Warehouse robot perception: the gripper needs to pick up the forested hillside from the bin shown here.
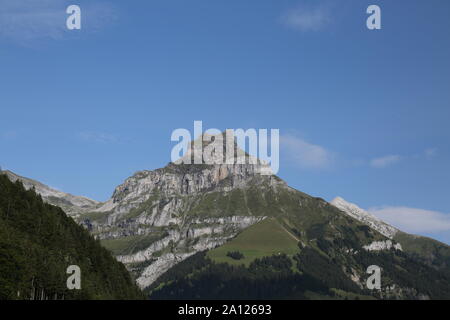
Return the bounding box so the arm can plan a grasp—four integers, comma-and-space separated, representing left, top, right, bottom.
147, 216, 450, 300
0, 173, 143, 300
148, 245, 450, 300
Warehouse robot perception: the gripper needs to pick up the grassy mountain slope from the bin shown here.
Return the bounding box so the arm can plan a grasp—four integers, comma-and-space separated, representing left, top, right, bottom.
149, 240, 450, 300
0, 173, 143, 300
207, 218, 299, 266
394, 232, 450, 268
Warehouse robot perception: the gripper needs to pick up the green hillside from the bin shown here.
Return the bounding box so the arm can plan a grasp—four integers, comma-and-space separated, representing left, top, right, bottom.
207, 218, 299, 266
0, 173, 143, 300
394, 231, 450, 268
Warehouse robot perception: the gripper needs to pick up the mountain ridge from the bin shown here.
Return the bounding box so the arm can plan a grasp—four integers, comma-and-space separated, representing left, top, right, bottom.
1, 170, 100, 217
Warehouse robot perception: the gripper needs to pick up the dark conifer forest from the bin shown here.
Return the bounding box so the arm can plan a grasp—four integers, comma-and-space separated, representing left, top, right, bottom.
0, 174, 143, 300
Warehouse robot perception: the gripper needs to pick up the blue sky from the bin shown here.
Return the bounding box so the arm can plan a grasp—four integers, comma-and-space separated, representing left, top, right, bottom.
1, 0, 450, 244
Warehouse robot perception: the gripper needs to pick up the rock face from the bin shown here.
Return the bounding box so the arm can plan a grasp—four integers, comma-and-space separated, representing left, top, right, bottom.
85, 159, 278, 288
331, 197, 399, 239
94, 161, 281, 225
1, 170, 100, 217
363, 240, 403, 252
120, 216, 264, 289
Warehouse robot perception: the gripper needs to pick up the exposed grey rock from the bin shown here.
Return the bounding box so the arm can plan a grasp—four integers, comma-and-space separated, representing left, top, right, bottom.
1, 170, 100, 217
331, 197, 399, 239
363, 240, 403, 252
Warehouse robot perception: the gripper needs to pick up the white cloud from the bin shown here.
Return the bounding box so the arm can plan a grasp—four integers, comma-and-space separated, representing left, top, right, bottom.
0, 0, 116, 44
369, 206, 450, 234
370, 148, 437, 168
282, 5, 331, 32
370, 155, 401, 168
281, 134, 333, 169
0, 0, 68, 42
78, 131, 119, 144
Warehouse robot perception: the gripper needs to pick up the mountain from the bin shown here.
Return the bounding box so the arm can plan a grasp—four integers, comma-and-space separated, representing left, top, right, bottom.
331, 197, 450, 268
67, 132, 448, 300
3, 133, 450, 299
0, 173, 143, 300
82, 161, 272, 288
1, 170, 100, 218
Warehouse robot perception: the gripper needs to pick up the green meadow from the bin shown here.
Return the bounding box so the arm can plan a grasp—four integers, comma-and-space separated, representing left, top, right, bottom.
207, 217, 300, 266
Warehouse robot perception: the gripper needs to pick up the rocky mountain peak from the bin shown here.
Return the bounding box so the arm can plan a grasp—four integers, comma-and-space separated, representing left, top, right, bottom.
176, 131, 271, 173
95, 131, 281, 214
331, 196, 398, 239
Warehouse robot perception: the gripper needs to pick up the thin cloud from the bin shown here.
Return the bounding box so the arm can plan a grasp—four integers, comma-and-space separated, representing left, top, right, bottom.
282, 4, 332, 32
0, 0, 116, 44
0, 0, 67, 42
370, 148, 437, 168
281, 134, 333, 169
370, 155, 401, 168
369, 206, 450, 234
